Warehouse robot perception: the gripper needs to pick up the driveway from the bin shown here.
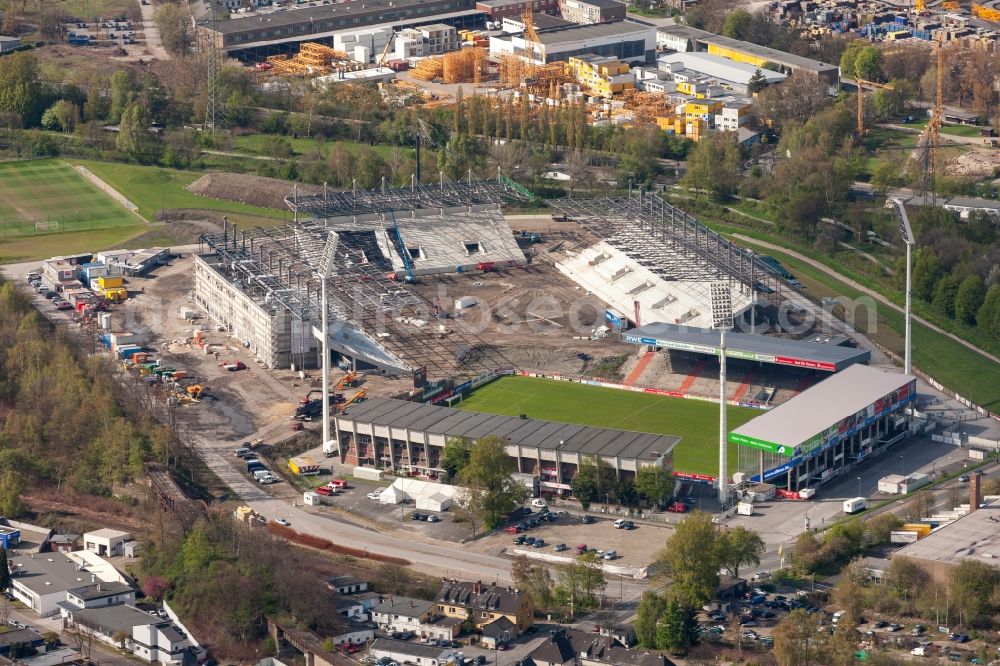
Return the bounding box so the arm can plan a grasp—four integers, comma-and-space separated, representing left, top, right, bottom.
137, 0, 170, 60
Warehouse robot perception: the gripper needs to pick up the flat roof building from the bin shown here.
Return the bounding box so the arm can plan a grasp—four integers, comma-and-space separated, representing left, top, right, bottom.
9, 551, 129, 617
559, 0, 627, 24
656, 24, 840, 86
201, 0, 483, 58
335, 394, 678, 490
489, 20, 656, 64
729, 365, 916, 490
658, 51, 786, 94
621, 323, 870, 372
893, 496, 1000, 581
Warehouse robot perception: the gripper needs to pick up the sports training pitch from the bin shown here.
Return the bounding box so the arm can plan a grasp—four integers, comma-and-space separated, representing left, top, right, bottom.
457, 376, 761, 477
0, 160, 141, 237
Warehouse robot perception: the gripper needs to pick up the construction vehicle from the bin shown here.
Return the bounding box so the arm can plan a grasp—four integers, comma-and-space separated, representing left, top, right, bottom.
337, 389, 367, 412
222, 360, 246, 371
186, 384, 207, 399
334, 371, 362, 390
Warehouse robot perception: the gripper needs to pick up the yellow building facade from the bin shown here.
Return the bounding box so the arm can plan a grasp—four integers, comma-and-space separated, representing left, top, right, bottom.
565, 55, 633, 99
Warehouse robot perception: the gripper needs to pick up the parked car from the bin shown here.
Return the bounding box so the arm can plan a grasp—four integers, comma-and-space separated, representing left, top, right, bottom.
531, 498, 547, 508
666, 502, 688, 513
603, 549, 617, 560
911, 624, 926, 636
613, 519, 628, 529
554, 543, 567, 552
426, 515, 440, 523
581, 515, 595, 524
888, 623, 902, 632
873, 621, 888, 629
410, 512, 425, 521
513, 535, 527, 545
367, 490, 383, 500
749, 595, 766, 605
273, 518, 290, 526
532, 539, 545, 548
315, 486, 334, 496
575, 544, 588, 554
504, 526, 521, 534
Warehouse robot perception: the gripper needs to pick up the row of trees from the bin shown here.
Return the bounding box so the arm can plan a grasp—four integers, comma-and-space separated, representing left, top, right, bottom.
511, 551, 606, 619
0, 280, 171, 507
629, 514, 766, 654
894, 207, 1000, 343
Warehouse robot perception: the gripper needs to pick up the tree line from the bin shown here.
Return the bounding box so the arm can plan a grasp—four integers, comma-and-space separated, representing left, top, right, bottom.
0, 280, 172, 513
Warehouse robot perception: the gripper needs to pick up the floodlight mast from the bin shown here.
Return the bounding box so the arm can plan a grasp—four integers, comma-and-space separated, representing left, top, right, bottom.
887, 198, 914, 376
320, 232, 340, 457
710, 281, 734, 507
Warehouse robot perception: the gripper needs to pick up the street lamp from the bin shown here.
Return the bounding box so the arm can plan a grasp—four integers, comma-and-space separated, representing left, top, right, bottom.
711, 281, 734, 507
320, 231, 340, 458
857, 476, 862, 498
886, 198, 915, 376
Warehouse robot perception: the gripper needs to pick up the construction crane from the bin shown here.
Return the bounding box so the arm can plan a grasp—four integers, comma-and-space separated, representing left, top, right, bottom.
521, 5, 540, 82
377, 31, 395, 68
389, 209, 416, 282
927, 40, 944, 182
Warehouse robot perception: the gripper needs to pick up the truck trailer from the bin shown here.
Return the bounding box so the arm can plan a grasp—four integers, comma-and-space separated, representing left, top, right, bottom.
843, 497, 869, 514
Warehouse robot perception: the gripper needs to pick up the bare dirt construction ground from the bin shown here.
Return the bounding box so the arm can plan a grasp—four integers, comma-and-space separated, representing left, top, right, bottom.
187, 173, 323, 209
946, 147, 1000, 179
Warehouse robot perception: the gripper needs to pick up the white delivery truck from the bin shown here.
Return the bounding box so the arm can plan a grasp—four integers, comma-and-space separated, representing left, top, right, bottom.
843, 497, 868, 514
737, 501, 755, 516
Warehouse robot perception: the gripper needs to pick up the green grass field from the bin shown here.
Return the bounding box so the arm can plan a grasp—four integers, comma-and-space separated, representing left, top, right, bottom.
457, 376, 760, 477
0, 159, 142, 236
739, 242, 1000, 411
73, 160, 288, 226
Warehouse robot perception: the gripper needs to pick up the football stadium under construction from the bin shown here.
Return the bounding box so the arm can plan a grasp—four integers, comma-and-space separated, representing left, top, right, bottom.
192, 176, 788, 387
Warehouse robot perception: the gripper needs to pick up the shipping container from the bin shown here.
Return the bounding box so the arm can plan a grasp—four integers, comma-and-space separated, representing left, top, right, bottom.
289, 455, 321, 476
843, 497, 868, 514
353, 466, 385, 481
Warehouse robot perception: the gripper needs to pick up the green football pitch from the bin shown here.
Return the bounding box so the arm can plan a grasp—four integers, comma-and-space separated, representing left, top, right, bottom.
0, 159, 142, 237
456, 376, 761, 477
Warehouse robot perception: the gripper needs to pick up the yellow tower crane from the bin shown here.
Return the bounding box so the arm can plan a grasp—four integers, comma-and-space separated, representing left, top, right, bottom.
521, 5, 540, 83
928, 40, 944, 180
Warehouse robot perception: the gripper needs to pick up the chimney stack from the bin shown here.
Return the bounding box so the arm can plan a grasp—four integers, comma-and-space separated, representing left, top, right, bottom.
474, 581, 481, 594
970, 471, 983, 510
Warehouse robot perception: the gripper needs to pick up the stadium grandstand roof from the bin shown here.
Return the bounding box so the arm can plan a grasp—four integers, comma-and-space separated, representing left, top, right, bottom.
729, 365, 915, 452
198, 204, 523, 378
559, 242, 753, 330
285, 174, 534, 217
621, 323, 871, 371
339, 396, 681, 460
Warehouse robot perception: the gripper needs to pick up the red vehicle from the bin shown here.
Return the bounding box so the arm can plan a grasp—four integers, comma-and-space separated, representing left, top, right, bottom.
340, 643, 360, 654
503, 526, 521, 534
315, 486, 334, 496
223, 360, 246, 371
575, 544, 588, 555
328, 479, 348, 489
666, 502, 688, 513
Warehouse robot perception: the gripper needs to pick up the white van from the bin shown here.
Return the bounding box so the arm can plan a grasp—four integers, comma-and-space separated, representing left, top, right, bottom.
531, 498, 547, 509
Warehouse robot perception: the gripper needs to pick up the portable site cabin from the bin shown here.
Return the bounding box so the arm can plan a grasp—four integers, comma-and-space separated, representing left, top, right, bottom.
289, 455, 321, 476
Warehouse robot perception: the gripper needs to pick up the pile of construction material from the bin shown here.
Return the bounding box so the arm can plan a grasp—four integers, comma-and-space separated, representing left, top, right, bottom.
411, 47, 488, 83
266, 42, 354, 76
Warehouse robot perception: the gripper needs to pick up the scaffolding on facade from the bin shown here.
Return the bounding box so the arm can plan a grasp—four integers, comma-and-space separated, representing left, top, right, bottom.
284, 172, 533, 218
547, 192, 782, 305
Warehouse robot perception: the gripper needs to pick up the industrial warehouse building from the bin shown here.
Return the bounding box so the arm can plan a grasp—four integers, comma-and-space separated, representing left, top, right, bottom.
656, 24, 840, 86
729, 365, 916, 491
200, 0, 483, 59
489, 20, 657, 65
334, 396, 678, 490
